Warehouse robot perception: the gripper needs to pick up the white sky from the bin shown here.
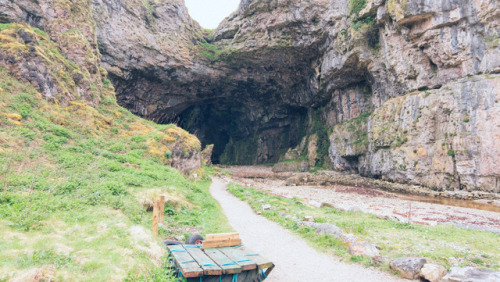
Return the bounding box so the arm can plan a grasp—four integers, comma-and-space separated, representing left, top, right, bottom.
185, 0, 241, 29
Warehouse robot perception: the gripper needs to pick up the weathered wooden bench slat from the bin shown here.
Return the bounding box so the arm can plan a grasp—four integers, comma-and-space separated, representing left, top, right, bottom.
202, 232, 242, 248
235, 245, 274, 270
218, 246, 257, 271
205, 232, 239, 241
203, 248, 242, 274
167, 245, 203, 278
184, 245, 223, 276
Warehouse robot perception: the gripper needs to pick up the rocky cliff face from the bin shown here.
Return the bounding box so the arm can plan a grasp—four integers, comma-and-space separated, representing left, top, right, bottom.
320, 0, 500, 193
95, 0, 499, 192
2, 0, 499, 192
91, 0, 330, 164
0, 0, 203, 172
0, 0, 108, 105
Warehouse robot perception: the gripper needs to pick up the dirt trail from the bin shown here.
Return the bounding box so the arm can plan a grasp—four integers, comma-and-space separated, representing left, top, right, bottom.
210, 177, 405, 282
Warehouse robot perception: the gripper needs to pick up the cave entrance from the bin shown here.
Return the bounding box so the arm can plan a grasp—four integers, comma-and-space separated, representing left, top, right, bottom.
178, 100, 244, 164
343, 155, 360, 173
177, 99, 308, 165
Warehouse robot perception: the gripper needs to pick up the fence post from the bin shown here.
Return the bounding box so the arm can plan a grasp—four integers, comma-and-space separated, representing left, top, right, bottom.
159, 195, 165, 224
153, 200, 159, 236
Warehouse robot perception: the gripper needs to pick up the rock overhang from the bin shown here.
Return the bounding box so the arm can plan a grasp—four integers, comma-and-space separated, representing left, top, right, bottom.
92, 0, 500, 191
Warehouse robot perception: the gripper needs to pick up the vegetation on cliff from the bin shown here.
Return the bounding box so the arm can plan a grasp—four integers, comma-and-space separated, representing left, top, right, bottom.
0, 24, 230, 280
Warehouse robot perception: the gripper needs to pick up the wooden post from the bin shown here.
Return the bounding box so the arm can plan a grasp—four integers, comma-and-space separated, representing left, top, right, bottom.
159, 195, 165, 224
153, 200, 159, 236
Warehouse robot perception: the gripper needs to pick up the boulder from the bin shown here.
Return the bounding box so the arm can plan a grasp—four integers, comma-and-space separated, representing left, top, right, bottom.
389, 257, 427, 279
300, 222, 358, 243
201, 144, 214, 166
285, 177, 299, 186
340, 233, 358, 243
348, 206, 362, 212
442, 267, 500, 282
308, 200, 322, 208
307, 134, 318, 166
272, 160, 310, 173
419, 263, 447, 282
348, 241, 380, 257
320, 202, 334, 208
301, 222, 343, 237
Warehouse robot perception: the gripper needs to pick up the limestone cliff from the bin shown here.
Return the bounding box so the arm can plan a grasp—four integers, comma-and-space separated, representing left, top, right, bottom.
2, 0, 499, 193
97, 0, 499, 192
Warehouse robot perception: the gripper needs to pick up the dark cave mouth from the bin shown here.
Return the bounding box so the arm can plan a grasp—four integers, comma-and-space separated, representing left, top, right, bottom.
176, 99, 309, 165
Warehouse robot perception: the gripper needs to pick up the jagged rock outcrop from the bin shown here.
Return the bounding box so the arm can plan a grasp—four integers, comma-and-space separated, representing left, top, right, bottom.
2, 0, 499, 192
0, 0, 203, 172
0, 0, 107, 105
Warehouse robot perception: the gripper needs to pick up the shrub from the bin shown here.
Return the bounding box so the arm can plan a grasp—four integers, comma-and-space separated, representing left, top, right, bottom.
447, 149, 455, 158
350, 0, 367, 16
165, 150, 172, 158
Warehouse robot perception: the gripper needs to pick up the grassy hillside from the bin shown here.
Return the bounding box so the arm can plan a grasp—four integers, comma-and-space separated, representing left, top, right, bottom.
0, 24, 231, 281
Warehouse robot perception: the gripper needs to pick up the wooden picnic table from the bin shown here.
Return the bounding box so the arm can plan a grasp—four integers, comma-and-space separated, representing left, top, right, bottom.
167, 244, 274, 282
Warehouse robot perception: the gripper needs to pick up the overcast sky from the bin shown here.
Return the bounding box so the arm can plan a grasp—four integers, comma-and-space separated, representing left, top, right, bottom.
185, 0, 241, 29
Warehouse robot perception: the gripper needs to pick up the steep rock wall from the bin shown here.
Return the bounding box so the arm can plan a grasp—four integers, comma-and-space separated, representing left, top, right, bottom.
330, 74, 499, 192
91, 0, 498, 192
3, 0, 497, 192
321, 0, 500, 192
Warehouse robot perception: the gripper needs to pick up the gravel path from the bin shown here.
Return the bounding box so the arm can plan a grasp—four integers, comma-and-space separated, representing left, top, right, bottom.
210, 177, 405, 282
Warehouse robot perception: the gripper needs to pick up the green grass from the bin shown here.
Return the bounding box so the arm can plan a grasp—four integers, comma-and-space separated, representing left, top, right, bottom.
447, 149, 455, 158
0, 66, 231, 280
349, 0, 367, 16
0, 23, 12, 32
351, 17, 375, 31
227, 183, 500, 273
196, 41, 234, 61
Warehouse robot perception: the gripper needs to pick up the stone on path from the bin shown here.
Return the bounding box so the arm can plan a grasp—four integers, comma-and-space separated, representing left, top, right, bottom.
308, 200, 322, 208
389, 257, 427, 279
442, 267, 500, 282
300, 222, 345, 239
419, 263, 447, 282
348, 241, 380, 257
301, 222, 360, 244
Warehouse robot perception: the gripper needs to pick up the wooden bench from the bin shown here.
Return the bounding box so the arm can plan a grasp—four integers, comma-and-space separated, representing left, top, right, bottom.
167, 244, 274, 282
